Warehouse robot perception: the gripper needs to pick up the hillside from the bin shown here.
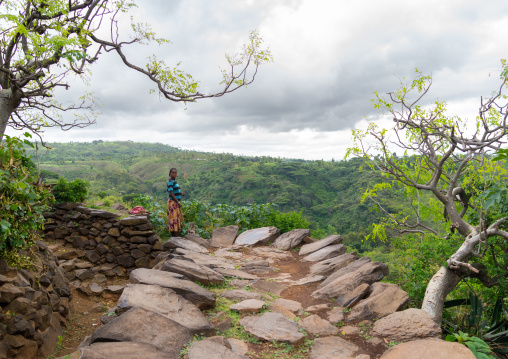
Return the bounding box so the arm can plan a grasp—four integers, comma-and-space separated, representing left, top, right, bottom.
27, 141, 402, 250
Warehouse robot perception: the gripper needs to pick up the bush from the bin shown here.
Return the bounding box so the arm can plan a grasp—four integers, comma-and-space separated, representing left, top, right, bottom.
0, 134, 52, 257
52, 177, 89, 203
262, 210, 310, 234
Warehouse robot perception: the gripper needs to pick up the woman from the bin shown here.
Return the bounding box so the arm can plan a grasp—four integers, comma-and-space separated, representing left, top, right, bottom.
167, 168, 185, 236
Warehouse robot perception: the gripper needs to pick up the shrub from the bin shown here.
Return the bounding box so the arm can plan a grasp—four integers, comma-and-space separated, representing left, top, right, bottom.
0, 134, 52, 259
52, 177, 89, 203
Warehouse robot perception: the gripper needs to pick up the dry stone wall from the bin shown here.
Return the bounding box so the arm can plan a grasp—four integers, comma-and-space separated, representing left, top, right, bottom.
42, 203, 165, 275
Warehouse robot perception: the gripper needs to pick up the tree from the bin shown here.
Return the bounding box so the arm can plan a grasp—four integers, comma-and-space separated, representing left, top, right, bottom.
0, 0, 272, 142
347, 61, 508, 324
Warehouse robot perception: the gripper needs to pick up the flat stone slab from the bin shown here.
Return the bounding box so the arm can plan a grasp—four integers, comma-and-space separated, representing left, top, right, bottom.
309, 253, 358, 277
272, 229, 310, 250
182, 252, 236, 269
290, 275, 325, 286
73, 342, 173, 359
271, 298, 303, 314
234, 227, 280, 246
250, 247, 294, 261
214, 268, 259, 280
371, 308, 442, 341
164, 237, 208, 253
319, 257, 371, 288
240, 312, 305, 344
299, 235, 342, 256
210, 225, 239, 248
129, 268, 216, 309
302, 244, 347, 262
309, 336, 359, 359
89, 307, 193, 357
380, 338, 476, 359
185, 233, 211, 249
221, 289, 262, 301
327, 307, 345, 324
251, 280, 287, 296
230, 299, 265, 314
117, 284, 214, 335
188, 338, 249, 359
161, 258, 224, 285
347, 282, 409, 322
306, 304, 332, 313
299, 315, 340, 336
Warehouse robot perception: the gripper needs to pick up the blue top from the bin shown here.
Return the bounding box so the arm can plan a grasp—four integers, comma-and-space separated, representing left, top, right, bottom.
167, 180, 182, 200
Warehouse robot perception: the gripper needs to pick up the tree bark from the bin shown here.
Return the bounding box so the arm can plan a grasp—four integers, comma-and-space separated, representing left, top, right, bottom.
421, 266, 462, 324
0, 89, 14, 142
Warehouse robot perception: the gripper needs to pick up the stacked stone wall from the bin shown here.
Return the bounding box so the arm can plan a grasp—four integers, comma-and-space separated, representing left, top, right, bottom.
0, 242, 72, 358
42, 203, 165, 275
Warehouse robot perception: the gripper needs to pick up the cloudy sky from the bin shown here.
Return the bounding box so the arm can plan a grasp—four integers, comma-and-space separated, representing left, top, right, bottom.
9, 0, 508, 160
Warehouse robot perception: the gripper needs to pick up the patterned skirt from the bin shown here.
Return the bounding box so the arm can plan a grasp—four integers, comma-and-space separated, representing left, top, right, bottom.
167, 199, 184, 232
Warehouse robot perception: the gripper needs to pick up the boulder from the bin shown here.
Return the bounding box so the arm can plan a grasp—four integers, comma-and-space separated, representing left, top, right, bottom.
239, 261, 277, 275
312, 261, 388, 300
371, 308, 441, 341
250, 247, 294, 261
299, 235, 342, 256
234, 227, 280, 246
298, 315, 340, 336
309, 253, 358, 277
240, 312, 305, 344
210, 226, 239, 248
302, 244, 347, 262
290, 275, 325, 286
89, 307, 193, 357
129, 268, 216, 309
73, 342, 173, 359
117, 284, 214, 335
164, 237, 208, 253
338, 282, 370, 308
161, 258, 224, 285
214, 268, 259, 280
309, 336, 359, 359
188, 338, 249, 359
380, 338, 476, 359
272, 229, 310, 250
230, 299, 265, 314
319, 256, 372, 288
182, 252, 236, 269
346, 282, 409, 322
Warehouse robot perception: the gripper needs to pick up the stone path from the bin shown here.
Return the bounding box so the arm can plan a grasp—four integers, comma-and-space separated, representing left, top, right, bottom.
60, 227, 472, 359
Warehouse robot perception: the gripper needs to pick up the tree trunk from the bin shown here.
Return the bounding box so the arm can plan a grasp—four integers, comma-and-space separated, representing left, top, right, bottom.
0, 89, 14, 142
421, 265, 462, 324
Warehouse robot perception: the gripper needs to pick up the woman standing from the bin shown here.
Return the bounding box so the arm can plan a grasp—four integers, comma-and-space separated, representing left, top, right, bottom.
167, 168, 184, 237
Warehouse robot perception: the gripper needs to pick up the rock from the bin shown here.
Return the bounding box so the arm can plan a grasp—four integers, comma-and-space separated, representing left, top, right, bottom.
299, 315, 340, 336
327, 307, 345, 324
347, 282, 409, 322
228, 338, 249, 356
75, 269, 94, 281
299, 235, 342, 256
89, 307, 193, 357
89, 283, 103, 295
250, 247, 294, 261
119, 216, 148, 226
240, 312, 304, 344
234, 227, 280, 246
210, 225, 240, 248
184, 233, 211, 249
221, 290, 262, 301
309, 336, 359, 359
55, 248, 83, 260
187, 339, 249, 359
309, 253, 358, 277
272, 229, 310, 250
338, 283, 370, 308
230, 299, 265, 314
303, 236, 319, 244
104, 285, 124, 295
312, 261, 388, 300
182, 252, 236, 269
306, 304, 332, 313
340, 326, 360, 335
129, 268, 216, 309
239, 261, 277, 275
117, 284, 214, 335
164, 237, 208, 253
271, 298, 303, 314
380, 338, 476, 359
214, 268, 259, 280
319, 257, 372, 288
0, 283, 23, 304
371, 308, 441, 341
290, 275, 325, 286
251, 280, 287, 296
161, 258, 224, 285
302, 244, 347, 262
76, 340, 174, 358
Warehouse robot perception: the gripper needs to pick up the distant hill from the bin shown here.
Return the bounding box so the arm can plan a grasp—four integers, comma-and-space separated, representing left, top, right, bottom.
27, 141, 401, 250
